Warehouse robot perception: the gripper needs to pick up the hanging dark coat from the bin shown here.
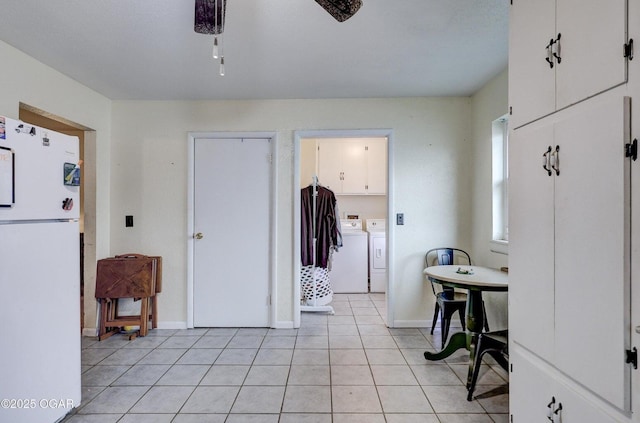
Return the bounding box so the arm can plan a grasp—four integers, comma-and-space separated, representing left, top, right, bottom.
301, 185, 341, 268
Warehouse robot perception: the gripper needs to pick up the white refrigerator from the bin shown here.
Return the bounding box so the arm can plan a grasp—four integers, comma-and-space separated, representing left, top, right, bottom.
0, 116, 82, 423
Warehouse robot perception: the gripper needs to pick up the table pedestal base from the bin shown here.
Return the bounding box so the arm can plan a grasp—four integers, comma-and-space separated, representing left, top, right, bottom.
424, 332, 468, 361
425, 290, 487, 391
424, 331, 479, 390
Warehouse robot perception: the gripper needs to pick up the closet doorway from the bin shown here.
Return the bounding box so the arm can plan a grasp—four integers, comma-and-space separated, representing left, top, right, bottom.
294, 129, 394, 327
188, 135, 275, 327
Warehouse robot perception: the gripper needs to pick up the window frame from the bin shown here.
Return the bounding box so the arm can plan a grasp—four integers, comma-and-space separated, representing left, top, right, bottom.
491, 114, 509, 255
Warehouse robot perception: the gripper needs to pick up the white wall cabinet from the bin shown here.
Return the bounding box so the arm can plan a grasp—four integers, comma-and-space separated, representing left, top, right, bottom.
317, 138, 387, 195
509, 94, 632, 417
509, 0, 628, 128
364, 139, 387, 195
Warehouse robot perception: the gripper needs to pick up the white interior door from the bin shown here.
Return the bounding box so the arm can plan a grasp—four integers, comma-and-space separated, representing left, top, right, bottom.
193, 137, 272, 327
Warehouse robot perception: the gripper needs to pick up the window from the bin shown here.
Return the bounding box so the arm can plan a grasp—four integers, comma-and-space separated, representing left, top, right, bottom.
491, 115, 508, 254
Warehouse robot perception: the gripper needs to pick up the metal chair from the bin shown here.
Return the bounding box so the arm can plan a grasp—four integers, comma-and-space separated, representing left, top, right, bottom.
467, 329, 509, 401
425, 248, 488, 349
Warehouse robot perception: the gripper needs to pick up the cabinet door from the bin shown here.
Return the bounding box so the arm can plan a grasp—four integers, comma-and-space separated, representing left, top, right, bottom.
511, 348, 617, 423
510, 349, 558, 422
632, 89, 640, 422
341, 140, 368, 194
366, 139, 387, 194
509, 0, 556, 128
554, 379, 619, 423
556, 0, 627, 111
508, 121, 556, 361
553, 96, 631, 410
317, 140, 344, 193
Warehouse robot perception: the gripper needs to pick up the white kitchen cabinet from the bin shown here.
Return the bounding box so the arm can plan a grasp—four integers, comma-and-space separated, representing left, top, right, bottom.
317, 138, 387, 195
365, 139, 387, 194
509, 94, 632, 415
509, 0, 628, 128
510, 349, 620, 423
318, 139, 366, 194
508, 118, 555, 363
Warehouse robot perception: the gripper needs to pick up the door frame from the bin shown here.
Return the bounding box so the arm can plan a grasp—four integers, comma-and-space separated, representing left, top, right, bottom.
293, 129, 395, 328
187, 131, 278, 328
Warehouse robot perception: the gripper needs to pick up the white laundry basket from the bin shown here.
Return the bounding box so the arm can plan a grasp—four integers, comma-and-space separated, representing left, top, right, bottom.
300, 265, 333, 306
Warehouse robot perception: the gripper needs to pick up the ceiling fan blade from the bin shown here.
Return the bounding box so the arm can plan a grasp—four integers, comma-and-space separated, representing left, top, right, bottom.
315, 0, 363, 22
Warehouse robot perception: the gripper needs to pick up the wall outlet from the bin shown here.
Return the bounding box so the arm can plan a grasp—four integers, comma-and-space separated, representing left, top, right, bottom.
396, 213, 404, 225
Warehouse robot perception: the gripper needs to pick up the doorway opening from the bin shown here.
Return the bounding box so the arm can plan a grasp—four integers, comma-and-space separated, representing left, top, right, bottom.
294, 129, 394, 328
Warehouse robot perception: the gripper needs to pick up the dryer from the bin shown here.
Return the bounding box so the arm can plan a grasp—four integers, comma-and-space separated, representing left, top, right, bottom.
330, 219, 369, 293
366, 219, 387, 293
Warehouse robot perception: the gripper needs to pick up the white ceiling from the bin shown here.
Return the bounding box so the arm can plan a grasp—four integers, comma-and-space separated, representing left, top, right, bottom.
0, 0, 508, 101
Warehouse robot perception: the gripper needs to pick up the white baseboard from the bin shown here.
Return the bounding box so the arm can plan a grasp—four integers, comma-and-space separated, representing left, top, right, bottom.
390, 320, 430, 328
82, 322, 187, 336
82, 328, 98, 337
272, 321, 294, 329
157, 321, 188, 330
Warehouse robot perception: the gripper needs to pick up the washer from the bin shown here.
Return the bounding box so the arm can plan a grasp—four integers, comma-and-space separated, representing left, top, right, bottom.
366, 219, 387, 293
330, 219, 368, 293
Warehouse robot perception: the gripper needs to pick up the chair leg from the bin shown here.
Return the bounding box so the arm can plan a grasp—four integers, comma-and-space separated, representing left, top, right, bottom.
467, 346, 486, 401
482, 301, 490, 332
431, 303, 440, 335
466, 332, 509, 401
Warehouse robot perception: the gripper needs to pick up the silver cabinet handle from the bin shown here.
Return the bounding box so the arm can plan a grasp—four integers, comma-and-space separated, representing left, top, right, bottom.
546, 39, 555, 68
553, 33, 562, 64
550, 145, 560, 176
543, 146, 552, 176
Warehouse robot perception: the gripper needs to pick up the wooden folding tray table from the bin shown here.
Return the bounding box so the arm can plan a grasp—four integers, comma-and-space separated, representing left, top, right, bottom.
95, 254, 162, 340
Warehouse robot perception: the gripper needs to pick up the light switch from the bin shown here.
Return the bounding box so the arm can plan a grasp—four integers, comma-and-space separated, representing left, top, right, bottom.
125, 215, 134, 227
396, 213, 404, 225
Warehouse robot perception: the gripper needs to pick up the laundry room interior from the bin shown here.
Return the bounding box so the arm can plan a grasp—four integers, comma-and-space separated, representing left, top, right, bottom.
300, 136, 389, 301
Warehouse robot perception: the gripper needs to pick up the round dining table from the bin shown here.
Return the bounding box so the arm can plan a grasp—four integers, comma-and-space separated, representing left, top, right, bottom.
423, 265, 508, 387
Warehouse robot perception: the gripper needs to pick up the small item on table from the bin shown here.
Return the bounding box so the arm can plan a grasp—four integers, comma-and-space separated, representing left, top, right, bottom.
456, 267, 473, 275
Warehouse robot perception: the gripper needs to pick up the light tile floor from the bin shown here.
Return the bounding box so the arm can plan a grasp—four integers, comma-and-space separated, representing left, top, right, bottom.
63, 293, 508, 423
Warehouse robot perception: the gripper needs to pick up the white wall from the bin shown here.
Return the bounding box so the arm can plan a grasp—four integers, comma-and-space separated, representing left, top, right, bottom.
0, 41, 112, 333
0, 37, 507, 330
0, 37, 515, 413
111, 97, 473, 328
470, 68, 509, 329
300, 138, 317, 189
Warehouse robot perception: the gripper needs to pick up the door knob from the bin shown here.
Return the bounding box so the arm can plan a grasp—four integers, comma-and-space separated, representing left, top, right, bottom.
195, 232, 204, 240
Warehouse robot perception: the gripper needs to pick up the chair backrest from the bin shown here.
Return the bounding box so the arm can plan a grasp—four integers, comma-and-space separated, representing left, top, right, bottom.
425, 248, 472, 294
